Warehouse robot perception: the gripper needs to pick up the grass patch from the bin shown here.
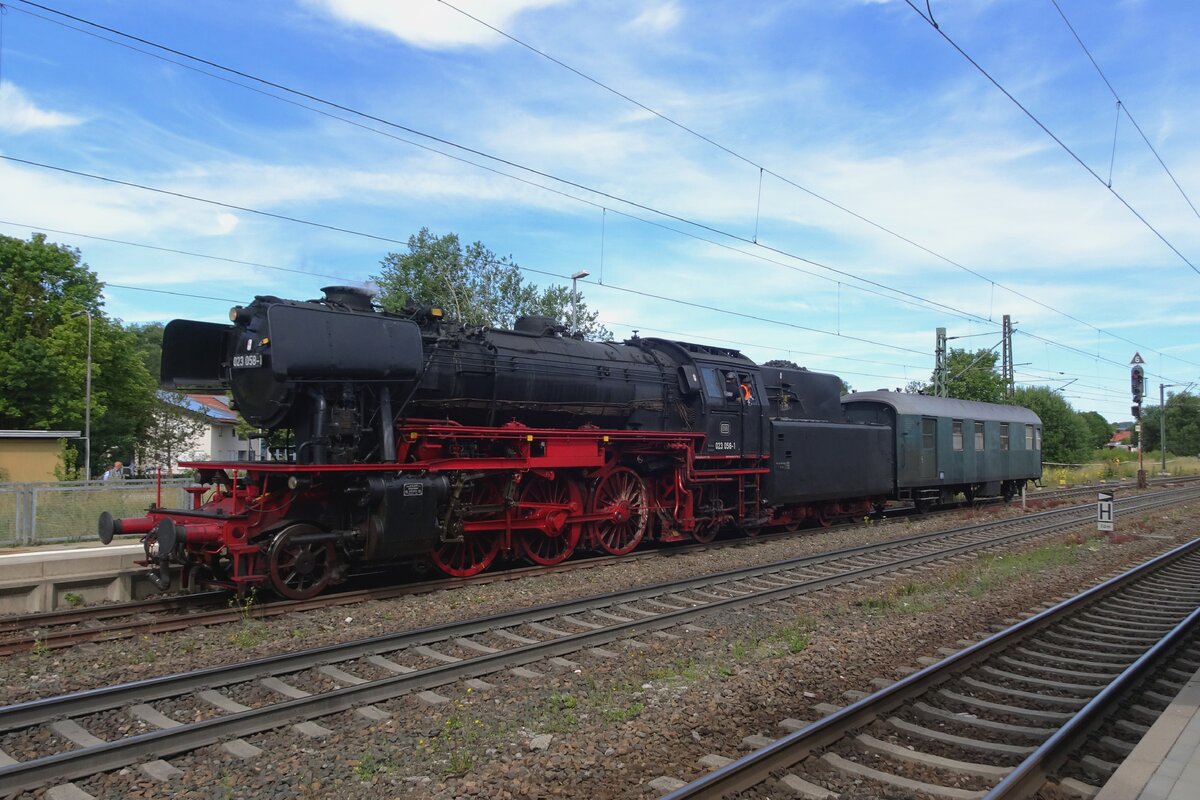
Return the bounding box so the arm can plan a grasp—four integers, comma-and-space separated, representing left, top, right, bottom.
531, 691, 581, 733
1047, 453, 1199, 486
646, 657, 707, 684
226, 590, 270, 648
959, 539, 1088, 597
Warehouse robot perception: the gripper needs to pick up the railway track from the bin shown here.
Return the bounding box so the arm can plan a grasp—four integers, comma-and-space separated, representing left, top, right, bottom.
0, 480, 1168, 655
0, 486, 1195, 796
661, 530, 1200, 799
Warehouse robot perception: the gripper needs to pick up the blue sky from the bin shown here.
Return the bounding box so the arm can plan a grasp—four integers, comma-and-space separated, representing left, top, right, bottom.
1, 0, 1198, 422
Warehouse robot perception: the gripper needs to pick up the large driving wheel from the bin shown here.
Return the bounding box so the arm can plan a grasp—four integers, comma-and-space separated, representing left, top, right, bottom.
267, 524, 336, 600
589, 467, 649, 556
516, 475, 582, 566
431, 480, 503, 578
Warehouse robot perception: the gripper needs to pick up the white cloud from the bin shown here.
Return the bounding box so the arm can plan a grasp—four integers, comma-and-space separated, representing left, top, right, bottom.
0, 82, 82, 134
305, 0, 566, 49
624, 2, 682, 34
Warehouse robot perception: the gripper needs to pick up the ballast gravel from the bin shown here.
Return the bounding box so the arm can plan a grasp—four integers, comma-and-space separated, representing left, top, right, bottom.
5, 488, 1198, 800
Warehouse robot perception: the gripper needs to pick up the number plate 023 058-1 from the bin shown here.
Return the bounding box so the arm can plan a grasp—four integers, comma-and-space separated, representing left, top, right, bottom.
232, 354, 263, 368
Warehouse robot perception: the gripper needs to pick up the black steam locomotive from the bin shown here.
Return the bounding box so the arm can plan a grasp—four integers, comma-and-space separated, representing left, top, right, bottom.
99, 286, 1042, 598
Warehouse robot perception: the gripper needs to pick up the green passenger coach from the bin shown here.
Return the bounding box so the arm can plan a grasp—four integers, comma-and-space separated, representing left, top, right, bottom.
842, 391, 1043, 509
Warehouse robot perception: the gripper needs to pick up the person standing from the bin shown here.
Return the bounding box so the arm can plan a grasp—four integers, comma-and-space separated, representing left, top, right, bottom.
102, 461, 125, 481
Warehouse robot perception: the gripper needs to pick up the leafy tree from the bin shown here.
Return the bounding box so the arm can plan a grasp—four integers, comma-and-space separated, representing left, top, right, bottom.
128, 322, 165, 384
1140, 391, 1200, 458
1012, 386, 1091, 464
0, 233, 156, 478
1078, 411, 1114, 450
943, 348, 1008, 403
373, 228, 610, 339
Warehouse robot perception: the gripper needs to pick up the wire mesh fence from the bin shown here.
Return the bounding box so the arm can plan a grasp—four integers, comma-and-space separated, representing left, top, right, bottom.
0, 479, 193, 547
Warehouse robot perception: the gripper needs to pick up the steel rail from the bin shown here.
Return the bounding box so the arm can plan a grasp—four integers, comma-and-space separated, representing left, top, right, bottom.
2, 487, 1180, 730
984, 603, 1200, 797
0, 488, 1193, 794
659, 535, 1200, 799
0, 478, 1169, 650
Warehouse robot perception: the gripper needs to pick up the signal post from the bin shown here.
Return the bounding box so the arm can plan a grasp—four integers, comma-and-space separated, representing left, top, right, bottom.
1131, 353, 1146, 488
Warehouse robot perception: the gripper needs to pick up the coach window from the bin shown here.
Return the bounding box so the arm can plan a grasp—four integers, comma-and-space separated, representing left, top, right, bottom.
974, 421, 984, 450
1026, 424, 1035, 450
1000, 423, 1010, 451
952, 420, 963, 451
1035, 427, 1042, 450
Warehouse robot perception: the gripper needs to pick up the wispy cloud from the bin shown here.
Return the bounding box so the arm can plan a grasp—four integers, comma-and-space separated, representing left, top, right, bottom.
624, 2, 683, 34
304, 0, 567, 49
0, 82, 83, 134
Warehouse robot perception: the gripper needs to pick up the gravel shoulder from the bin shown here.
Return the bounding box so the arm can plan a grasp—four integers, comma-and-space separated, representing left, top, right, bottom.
7, 493, 1197, 800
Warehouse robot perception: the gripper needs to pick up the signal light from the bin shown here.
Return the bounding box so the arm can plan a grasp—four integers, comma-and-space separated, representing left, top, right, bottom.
1131, 365, 1144, 403
1132, 405, 1140, 419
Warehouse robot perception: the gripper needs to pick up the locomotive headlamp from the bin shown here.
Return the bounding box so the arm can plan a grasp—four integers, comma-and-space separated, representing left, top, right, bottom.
431, 308, 444, 318
229, 306, 242, 322
287, 475, 312, 491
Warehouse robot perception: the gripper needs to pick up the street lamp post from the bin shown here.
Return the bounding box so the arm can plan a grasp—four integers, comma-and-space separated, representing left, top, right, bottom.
1160, 383, 1174, 474
71, 310, 93, 481
570, 270, 590, 334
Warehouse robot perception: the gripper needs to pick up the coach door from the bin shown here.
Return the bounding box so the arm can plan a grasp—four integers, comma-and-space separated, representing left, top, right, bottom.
918, 416, 937, 482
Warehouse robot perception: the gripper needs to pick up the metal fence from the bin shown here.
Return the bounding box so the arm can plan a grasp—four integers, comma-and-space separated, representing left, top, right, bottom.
0, 479, 193, 547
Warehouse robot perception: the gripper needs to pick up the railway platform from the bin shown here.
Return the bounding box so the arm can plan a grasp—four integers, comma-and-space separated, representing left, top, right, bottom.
1096, 664, 1200, 800
0, 542, 150, 613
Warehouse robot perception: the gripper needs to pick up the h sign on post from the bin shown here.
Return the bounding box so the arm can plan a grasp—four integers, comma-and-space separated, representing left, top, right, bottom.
1097, 491, 1114, 532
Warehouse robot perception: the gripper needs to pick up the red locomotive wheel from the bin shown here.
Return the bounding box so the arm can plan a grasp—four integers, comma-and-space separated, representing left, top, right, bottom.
431, 534, 501, 577
690, 522, 718, 544
431, 481, 503, 578
267, 524, 337, 600
589, 467, 648, 556
517, 476, 582, 566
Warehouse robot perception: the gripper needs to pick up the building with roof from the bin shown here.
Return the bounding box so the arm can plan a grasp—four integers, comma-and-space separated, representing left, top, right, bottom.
0, 430, 81, 482
139, 394, 259, 474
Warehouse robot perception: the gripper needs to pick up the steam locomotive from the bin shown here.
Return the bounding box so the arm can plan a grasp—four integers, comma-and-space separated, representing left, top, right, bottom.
98, 286, 1042, 599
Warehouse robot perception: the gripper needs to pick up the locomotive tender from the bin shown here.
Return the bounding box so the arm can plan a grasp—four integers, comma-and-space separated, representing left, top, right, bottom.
98, 286, 1042, 599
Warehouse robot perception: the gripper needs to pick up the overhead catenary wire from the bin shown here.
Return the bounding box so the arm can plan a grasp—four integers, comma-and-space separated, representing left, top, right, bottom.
902, 0, 1200, 277
1048, 0, 1200, 220
0, 211, 926, 356
25, 238, 1141, 404
433, 0, 1200, 369
7, 0, 1198, 377
0, 3, 1007, 333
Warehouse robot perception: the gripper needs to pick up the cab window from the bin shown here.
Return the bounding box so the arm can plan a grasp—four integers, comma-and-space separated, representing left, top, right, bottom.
701, 368, 725, 401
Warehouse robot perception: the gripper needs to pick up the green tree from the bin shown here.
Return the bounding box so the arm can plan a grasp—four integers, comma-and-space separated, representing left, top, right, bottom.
0, 233, 156, 478
1012, 386, 1090, 464
1141, 391, 1200, 459
943, 348, 1008, 403
1078, 410, 1114, 450
128, 322, 165, 384
372, 228, 610, 339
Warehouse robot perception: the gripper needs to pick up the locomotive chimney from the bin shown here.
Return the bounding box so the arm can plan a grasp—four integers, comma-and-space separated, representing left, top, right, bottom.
321, 285, 375, 312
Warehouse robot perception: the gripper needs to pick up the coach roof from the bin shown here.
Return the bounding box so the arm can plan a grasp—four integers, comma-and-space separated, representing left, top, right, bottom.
842, 391, 1041, 425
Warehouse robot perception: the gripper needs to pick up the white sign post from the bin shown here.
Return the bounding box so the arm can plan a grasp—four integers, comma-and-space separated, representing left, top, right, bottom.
1097, 491, 1114, 533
